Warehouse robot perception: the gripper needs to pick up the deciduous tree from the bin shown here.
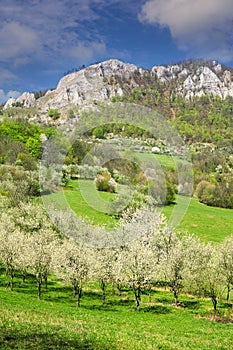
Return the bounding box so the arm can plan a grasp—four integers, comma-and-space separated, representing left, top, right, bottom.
53, 239, 89, 307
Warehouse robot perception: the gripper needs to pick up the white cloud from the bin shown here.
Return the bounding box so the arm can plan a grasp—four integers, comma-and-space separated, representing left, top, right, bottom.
0, 89, 21, 103
139, 0, 233, 62
69, 41, 106, 61
0, 68, 18, 86
0, 0, 115, 87
0, 0, 136, 67
0, 22, 39, 61
0, 1, 105, 64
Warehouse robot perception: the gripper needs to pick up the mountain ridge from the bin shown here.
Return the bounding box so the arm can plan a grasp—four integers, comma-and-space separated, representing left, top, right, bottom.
3, 58, 233, 121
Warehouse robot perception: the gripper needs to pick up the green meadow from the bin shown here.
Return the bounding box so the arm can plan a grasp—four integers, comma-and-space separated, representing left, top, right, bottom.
47, 179, 233, 242
135, 152, 179, 170
0, 271, 233, 350
47, 180, 119, 228
163, 197, 233, 242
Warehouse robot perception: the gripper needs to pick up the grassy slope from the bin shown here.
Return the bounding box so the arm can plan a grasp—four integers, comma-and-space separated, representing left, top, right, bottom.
135, 152, 179, 170
163, 197, 233, 242
47, 180, 119, 228
0, 272, 233, 350
135, 152, 233, 241
47, 179, 233, 242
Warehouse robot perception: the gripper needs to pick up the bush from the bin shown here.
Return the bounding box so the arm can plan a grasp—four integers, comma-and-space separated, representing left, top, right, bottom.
15, 153, 38, 171
48, 109, 60, 120
195, 178, 233, 209
92, 127, 104, 139
195, 180, 216, 205
95, 171, 117, 193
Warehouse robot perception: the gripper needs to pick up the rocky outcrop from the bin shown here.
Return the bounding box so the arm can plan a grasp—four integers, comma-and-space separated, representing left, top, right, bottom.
178, 66, 224, 99
3, 92, 36, 109
37, 59, 143, 114
152, 60, 233, 99
3, 97, 17, 109
16, 92, 36, 107
3, 59, 233, 117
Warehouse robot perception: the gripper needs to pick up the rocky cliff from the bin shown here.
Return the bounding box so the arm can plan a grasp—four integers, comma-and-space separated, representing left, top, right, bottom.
4, 59, 233, 118
151, 60, 233, 99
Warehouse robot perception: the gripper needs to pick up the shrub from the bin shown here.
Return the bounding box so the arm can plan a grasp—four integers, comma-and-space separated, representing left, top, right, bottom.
195, 180, 216, 205
92, 127, 104, 139
15, 153, 37, 171
95, 171, 117, 193
48, 109, 60, 120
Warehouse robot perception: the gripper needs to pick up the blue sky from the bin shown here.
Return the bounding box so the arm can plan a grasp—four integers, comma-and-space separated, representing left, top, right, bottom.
0, 0, 233, 103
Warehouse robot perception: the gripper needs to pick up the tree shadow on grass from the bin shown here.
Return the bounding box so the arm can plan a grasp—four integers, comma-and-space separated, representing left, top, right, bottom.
156, 296, 173, 304
181, 300, 200, 310
106, 298, 135, 307
0, 328, 115, 350
142, 304, 171, 314
82, 290, 101, 300
82, 304, 119, 312
82, 293, 136, 311
218, 301, 233, 310
82, 299, 173, 314
13, 279, 72, 298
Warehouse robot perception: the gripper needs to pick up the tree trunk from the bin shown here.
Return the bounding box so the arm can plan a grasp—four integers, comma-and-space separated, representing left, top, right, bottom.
100, 280, 105, 305
133, 284, 141, 312
148, 285, 152, 303
44, 273, 48, 291
77, 286, 82, 308
116, 282, 122, 295
73, 279, 78, 297
7, 268, 14, 291
173, 288, 179, 306
10, 270, 14, 291
136, 296, 141, 312
212, 296, 217, 314
72, 280, 82, 307
37, 273, 42, 300
226, 283, 230, 302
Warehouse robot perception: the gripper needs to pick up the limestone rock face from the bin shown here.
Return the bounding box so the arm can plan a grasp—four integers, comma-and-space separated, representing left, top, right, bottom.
182, 65, 233, 99
151, 61, 233, 99
3, 97, 16, 109
223, 70, 232, 86
16, 92, 36, 107
179, 66, 224, 98
3, 59, 233, 118
37, 59, 142, 113
3, 92, 36, 109
183, 76, 195, 90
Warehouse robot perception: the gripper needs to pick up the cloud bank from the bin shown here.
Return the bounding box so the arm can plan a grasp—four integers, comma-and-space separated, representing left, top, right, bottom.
139, 0, 233, 62
0, 0, 106, 65
0, 0, 135, 95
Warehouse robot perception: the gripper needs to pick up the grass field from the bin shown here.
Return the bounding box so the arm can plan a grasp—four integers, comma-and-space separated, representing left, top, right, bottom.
46, 179, 233, 242
0, 271, 233, 350
162, 196, 233, 242
134, 152, 233, 241
45, 180, 119, 228
135, 152, 179, 170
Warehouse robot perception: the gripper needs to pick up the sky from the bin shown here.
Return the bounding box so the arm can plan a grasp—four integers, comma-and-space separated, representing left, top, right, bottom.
0, 0, 233, 103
